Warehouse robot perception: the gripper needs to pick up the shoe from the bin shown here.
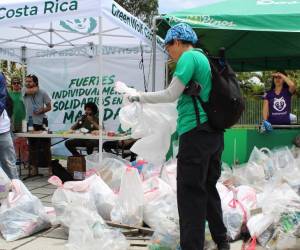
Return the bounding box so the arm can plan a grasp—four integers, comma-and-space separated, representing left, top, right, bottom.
217, 241, 230, 250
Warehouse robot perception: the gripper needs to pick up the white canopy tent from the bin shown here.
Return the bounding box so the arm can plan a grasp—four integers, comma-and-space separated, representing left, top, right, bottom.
0, 0, 167, 157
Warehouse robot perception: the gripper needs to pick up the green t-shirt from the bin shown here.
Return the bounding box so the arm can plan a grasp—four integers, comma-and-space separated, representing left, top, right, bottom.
8, 91, 26, 125
173, 49, 212, 136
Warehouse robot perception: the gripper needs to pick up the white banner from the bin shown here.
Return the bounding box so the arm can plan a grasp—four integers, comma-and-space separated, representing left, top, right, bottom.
0, 0, 101, 26
27, 48, 166, 133
102, 0, 165, 50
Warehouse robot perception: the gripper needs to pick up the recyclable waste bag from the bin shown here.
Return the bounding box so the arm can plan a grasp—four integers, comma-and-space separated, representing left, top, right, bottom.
0, 167, 11, 200
111, 167, 144, 226
0, 180, 50, 241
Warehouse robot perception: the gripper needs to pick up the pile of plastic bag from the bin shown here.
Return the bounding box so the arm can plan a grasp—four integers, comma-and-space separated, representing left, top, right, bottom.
219, 146, 300, 249
50, 174, 129, 250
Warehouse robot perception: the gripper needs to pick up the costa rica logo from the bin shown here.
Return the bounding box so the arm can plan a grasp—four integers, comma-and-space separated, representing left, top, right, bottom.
60, 17, 97, 33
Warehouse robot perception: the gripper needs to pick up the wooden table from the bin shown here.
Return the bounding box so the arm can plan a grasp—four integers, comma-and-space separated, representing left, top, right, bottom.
15, 132, 132, 141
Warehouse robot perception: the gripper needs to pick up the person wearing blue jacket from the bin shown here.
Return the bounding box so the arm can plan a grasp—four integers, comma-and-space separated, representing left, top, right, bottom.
0, 72, 19, 179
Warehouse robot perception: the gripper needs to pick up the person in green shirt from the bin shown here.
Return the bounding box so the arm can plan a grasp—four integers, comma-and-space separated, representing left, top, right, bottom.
126, 23, 229, 250
8, 77, 26, 132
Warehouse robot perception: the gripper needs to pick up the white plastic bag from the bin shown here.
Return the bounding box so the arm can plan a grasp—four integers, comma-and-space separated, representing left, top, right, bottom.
248, 146, 275, 180
140, 161, 162, 181
0, 167, 11, 200
161, 159, 177, 192
232, 162, 265, 190
272, 146, 296, 170
90, 175, 116, 220
116, 82, 178, 165
247, 213, 274, 238
221, 185, 257, 240
50, 175, 116, 222
66, 206, 129, 250
111, 167, 144, 226
0, 180, 50, 241
97, 157, 130, 192
143, 177, 179, 249
129, 103, 177, 165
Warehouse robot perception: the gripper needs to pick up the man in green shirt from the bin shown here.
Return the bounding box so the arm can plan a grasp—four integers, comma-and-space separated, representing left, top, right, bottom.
127, 23, 229, 250
8, 77, 26, 132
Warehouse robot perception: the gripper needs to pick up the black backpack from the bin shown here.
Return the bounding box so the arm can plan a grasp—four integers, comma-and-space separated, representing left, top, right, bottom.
183, 49, 245, 130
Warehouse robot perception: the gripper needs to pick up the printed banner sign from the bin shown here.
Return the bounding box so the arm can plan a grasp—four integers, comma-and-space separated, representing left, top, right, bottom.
0, 0, 101, 25
27, 47, 166, 133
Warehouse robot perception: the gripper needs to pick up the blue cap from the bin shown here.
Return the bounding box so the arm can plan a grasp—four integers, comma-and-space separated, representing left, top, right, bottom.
164, 23, 198, 45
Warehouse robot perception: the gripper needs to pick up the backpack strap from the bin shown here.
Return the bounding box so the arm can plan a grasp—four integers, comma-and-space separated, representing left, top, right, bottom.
183, 80, 206, 129
191, 96, 201, 129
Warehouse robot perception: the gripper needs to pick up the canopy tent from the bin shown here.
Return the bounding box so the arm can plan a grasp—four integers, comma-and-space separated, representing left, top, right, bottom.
156, 0, 300, 71
0, 0, 164, 61
0, 0, 167, 157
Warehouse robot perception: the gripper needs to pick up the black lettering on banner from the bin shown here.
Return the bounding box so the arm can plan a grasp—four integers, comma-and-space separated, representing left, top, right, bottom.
114, 107, 121, 120
104, 108, 113, 121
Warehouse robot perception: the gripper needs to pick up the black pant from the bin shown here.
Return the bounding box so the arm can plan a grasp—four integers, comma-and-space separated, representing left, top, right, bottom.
28, 124, 51, 168
103, 140, 137, 161
65, 139, 98, 156
177, 128, 227, 250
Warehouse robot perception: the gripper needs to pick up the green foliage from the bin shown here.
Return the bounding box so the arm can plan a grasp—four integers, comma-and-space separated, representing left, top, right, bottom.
238, 70, 300, 98
0, 61, 24, 89
115, 0, 159, 26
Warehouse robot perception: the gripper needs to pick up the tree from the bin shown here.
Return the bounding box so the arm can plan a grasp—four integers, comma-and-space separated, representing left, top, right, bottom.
115, 0, 159, 26
238, 70, 300, 98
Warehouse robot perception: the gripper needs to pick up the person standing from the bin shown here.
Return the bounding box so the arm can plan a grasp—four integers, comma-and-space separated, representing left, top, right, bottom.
126, 23, 229, 250
0, 72, 19, 179
23, 74, 52, 175
262, 71, 296, 131
8, 76, 26, 132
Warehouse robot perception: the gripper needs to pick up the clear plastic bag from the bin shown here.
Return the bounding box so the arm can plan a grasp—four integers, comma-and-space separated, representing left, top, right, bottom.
129, 103, 177, 165
248, 146, 276, 181
90, 175, 116, 220
161, 159, 177, 192
117, 84, 178, 165
232, 162, 265, 190
140, 161, 162, 181
111, 167, 144, 226
221, 185, 257, 240
247, 213, 274, 239
97, 157, 130, 192
0, 180, 50, 241
143, 177, 179, 250
50, 175, 116, 222
0, 166, 11, 200
66, 207, 129, 250
272, 146, 296, 170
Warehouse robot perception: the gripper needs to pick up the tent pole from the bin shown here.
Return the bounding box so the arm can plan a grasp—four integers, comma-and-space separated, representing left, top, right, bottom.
151, 15, 164, 91
21, 46, 27, 83
98, 15, 103, 166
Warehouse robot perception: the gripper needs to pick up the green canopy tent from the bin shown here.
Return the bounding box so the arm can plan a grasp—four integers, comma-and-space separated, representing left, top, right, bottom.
156, 0, 300, 72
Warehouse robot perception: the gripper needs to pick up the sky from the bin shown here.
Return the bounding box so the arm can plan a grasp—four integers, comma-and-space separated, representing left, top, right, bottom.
158, 0, 222, 14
